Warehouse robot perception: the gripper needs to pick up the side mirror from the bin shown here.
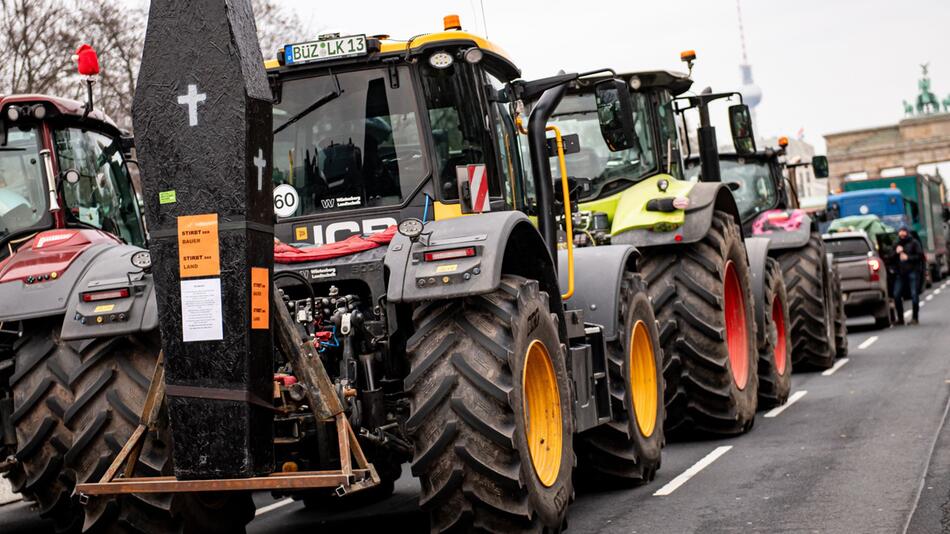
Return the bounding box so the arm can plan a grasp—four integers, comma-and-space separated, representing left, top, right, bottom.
594, 79, 637, 152
812, 155, 829, 178
728, 104, 756, 156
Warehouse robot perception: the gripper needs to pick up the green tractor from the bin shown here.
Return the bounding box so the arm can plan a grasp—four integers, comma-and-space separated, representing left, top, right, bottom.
686, 139, 847, 368
549, 54, 785, 435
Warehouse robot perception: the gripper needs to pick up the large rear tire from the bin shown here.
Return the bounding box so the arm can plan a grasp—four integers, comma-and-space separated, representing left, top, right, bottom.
5, 321, 255, 533
756, 258, 792, 409
773, 234, 837, 370
576, 273, 664, 485
405, 275, 574, 532
5, 320, 177, 533
639, 211, 758, 437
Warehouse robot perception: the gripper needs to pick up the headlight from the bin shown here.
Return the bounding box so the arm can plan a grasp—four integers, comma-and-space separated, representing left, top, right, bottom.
398, 218, 425, 239
131, 250, 152, 269
429, 51, 454, 69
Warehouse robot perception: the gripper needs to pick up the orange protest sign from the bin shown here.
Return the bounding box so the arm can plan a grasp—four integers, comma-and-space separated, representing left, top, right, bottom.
251, 267, 269, 329
178, 214, 220, 278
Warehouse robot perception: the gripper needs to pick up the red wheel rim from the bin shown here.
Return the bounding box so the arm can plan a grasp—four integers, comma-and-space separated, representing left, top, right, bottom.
771, 296, 787, 375
724, 261, 749, 389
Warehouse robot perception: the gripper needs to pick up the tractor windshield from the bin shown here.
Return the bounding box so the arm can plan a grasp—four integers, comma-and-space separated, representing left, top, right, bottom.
0, 126, 47, 243
272, 66, 427, 217
550, 91, 656, 201
55, 127, 145, 247
689, 158, 778, 221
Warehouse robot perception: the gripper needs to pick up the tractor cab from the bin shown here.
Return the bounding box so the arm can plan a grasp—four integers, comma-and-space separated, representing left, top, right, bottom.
685, 147, 788, 225
264, 17, 533, 246
549, 70, 693, 203
0, 85, 145, 263
685, 137, 830, 232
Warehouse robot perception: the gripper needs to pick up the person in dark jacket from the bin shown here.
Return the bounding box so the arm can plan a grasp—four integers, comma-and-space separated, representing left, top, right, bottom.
893, 225, 924, 325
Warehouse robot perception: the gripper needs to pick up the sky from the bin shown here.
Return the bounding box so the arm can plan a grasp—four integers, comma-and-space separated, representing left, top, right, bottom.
274, 0, 950, 154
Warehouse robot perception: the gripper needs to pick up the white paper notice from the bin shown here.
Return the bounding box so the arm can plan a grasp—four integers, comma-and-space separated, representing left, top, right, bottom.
180, 278, 223, 342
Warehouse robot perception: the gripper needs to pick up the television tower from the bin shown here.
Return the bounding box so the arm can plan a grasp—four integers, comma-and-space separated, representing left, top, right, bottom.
736, 0, 762, 126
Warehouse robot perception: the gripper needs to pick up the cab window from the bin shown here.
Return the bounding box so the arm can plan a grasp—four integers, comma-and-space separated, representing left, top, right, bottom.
54, 128, 145, 247
421, 60, 501, 202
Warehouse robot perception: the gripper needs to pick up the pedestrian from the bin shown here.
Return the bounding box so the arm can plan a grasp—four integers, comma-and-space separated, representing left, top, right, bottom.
892, 225, 923, 325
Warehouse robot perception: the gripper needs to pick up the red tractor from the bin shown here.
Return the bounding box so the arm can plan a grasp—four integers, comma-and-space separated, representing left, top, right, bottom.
0, 49, 186, 531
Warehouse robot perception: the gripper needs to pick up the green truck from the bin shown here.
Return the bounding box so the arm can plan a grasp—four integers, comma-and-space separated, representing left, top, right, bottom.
842, 175, 948, 282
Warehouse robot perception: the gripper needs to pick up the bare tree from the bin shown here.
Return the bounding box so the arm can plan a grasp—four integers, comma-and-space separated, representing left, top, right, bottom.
252, 0, 307, 62
0, 0, 79, 95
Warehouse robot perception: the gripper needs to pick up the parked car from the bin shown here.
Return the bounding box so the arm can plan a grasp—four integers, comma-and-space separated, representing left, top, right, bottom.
823, 231, 893, 329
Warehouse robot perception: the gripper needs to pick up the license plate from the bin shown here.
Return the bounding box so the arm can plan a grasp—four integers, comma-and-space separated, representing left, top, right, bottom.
284, 35, 367, 65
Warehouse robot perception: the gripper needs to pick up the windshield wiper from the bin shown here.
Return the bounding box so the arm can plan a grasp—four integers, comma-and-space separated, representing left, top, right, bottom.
273, 73, 344, 136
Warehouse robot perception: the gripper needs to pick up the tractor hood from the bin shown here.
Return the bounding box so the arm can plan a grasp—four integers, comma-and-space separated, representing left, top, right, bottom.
579, 175, 696, 235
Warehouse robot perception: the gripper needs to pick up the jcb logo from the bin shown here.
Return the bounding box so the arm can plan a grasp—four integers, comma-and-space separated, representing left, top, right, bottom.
298, 217, 397, 245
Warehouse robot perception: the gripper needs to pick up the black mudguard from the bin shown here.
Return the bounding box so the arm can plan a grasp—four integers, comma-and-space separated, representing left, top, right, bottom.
386, 211, 560, 307
60, 245, 159, 340
612, 182, 743, 248
0, 243, 158, 340
556, 245, 638, 342
745, 237, 773, 348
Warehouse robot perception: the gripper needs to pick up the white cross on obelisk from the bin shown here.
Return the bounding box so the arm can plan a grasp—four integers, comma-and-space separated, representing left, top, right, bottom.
177, 84, 206, 127
253, 148, 266, 191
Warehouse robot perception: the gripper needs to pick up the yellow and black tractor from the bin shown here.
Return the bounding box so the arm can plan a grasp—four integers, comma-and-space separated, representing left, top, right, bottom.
51, 7, 666, 533
548, 55, 772, 437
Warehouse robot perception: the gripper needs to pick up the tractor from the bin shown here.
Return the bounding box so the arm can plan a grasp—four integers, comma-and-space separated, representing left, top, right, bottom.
2, 9, 668, 533
548, 54, 780, 435
0, 49, 193, 531
685, 136, 848, 368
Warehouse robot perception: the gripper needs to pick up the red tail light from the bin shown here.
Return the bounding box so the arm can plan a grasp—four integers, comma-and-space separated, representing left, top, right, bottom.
867, 258, 881, 282
423, 247, 476, 262
81, 288, 130, 302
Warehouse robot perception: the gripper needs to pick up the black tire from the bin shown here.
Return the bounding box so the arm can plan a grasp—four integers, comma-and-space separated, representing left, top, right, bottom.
576, 273, 664, 485
640, 211, 758, 437
773, 234, 837, 370
5, 320, 178, 533
405, 275, 574, 532
756, 258, 792, 409
831, 268, 848, 358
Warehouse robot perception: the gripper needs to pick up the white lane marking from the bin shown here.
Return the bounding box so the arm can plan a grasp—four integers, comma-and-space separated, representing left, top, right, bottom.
926, 294, 934, 301
764, 390, 808, 418
255, 497, 294, 516
935, 289, 942, 295
822, 358, 851, 376
653, 446, 732, 496
921, 302, 927, 308
905, 310, 913, 320
858, 336, 879, 350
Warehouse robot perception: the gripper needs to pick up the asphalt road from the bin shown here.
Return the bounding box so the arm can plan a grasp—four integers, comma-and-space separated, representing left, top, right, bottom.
4, 280, 950, 533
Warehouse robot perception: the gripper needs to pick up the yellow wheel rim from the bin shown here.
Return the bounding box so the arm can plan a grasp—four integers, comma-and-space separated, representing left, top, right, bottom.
629, 321, 658, 438
522, 339, 562, 487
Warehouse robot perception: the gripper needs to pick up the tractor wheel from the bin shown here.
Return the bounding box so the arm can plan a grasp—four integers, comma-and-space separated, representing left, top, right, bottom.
774, 234, 837, 370
5, 320, 180, 533
639, 211, 758, 437
831, 268, 849, 358
756, 258, 792, 409
576, 272, 663, 485
405, 275, 573, 532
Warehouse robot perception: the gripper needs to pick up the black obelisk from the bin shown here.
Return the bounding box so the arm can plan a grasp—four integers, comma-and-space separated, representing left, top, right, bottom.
133, 0, 274, 479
